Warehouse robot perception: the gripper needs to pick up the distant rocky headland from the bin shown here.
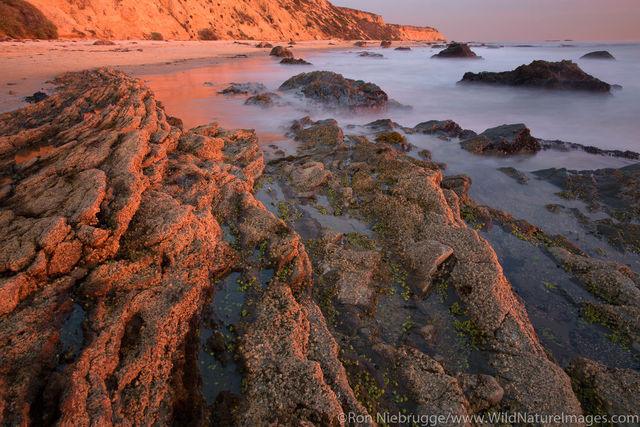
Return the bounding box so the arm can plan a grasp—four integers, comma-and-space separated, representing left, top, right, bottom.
0, 0, 445, 41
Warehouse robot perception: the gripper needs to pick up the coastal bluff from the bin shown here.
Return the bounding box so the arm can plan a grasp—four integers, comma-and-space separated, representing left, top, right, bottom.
24, 0, 445, 41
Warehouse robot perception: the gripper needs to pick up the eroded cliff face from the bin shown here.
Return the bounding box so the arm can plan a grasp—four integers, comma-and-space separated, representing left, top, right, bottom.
27, 0, 445, 41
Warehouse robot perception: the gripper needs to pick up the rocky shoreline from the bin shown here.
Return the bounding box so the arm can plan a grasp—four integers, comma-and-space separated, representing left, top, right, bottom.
1, 68, 639, 425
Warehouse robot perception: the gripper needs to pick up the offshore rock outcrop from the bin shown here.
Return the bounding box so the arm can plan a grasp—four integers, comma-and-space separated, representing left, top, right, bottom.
432, 43, 481, 59
0, 69, 364, 425
580, 51, 615, 60
279, 71, 389, 110
459, 60, 612, 92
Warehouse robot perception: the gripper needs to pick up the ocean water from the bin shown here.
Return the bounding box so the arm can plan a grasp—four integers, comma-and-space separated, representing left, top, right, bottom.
143, 41, 640, 153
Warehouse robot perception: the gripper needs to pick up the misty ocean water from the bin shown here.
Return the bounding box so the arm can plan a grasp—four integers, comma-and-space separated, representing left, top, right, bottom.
144, 41, 640, 153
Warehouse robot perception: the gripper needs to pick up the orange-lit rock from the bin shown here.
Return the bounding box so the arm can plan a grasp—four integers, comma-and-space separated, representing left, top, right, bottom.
28, 0, 446, 41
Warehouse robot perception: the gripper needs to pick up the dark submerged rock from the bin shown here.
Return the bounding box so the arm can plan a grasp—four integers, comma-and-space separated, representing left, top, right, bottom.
93, 40, 115, 46
279, 57, 311, 65
497, 167, 528, 184
279, 71, 388, 110
358, 51, 383, 58
353, 41, 367, 47
567, 357, 640, 420
364, 119, 402, 133
380, 40, 391, 48
24, 91, 48, 103
460, 123, 540, 155
533, 164, 640, 252
394, 46, 411, 51
219, 82, 267, 95
539, 139, 639, 160
255, 41, 273, 48
432, 43, 481, 59
459, 60, 611, 92
409, 119, 476, 139
269, 46, 293, 58
580, 50, 615, 60
245, 92, 280, 107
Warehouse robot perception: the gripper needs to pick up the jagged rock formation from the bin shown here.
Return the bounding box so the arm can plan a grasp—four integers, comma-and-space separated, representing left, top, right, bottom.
459, 60, 612, 92
27, 0, 445, 41
0, 69, 365, 425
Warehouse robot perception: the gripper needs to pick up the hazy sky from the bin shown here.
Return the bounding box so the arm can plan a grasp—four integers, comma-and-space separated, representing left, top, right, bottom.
330, 0, 640, 42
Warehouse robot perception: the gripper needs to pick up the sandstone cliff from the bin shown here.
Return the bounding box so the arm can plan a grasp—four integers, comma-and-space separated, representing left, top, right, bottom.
26, 0, 445, 41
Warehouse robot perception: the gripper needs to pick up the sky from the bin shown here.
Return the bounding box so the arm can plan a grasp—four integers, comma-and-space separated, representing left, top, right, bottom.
330, 0, 640, 42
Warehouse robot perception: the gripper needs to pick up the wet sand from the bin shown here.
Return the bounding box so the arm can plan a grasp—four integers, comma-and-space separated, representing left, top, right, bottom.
0, 38, 418, 113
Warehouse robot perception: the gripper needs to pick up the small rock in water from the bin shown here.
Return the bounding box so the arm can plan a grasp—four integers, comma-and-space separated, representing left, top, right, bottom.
255, 41, 273, 48
245, 92, 280, 107
359, 51, 383, 58
461, 123, 540, 155
410, 119, 476, 139
580, 50, 615, 60
219, 82, 267, 95
269, 46, 293, 58
497, 167, 529, 184
280, 57, 311, 65
394, 46, 411, 51
380, 40, 392, 48
24, 91, 48, 103
93, 40, 115, 46
432, 43, 481, 59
